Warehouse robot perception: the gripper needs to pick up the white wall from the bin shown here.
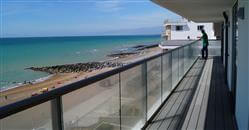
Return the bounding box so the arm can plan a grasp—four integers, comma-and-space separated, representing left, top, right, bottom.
235, 0, 249, 129
227, 9, 233, 91
223, 23, 226, 66
170, 22, 216, 40
222, 11, 232, 91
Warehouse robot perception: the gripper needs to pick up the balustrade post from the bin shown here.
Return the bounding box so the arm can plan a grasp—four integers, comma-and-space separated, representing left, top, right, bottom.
142, 62, 148, 120
51, 97, 64, 130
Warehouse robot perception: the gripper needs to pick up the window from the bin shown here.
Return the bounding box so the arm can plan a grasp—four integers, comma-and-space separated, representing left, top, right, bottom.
175, 25, 183, 31
197, 25, 204, 31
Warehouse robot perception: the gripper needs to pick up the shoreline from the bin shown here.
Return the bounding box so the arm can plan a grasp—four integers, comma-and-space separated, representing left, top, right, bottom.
0, 75, 54, 93
0, 44, 162, 106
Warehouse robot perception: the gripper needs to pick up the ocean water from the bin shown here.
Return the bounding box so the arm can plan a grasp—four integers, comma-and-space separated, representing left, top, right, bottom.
0, 35, 161, 90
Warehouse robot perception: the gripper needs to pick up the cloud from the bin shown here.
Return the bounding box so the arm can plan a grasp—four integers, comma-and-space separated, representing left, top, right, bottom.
95, 0, 123, 12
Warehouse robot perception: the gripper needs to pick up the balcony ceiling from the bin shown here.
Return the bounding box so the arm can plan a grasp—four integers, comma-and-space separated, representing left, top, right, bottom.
151, 0, 236, 22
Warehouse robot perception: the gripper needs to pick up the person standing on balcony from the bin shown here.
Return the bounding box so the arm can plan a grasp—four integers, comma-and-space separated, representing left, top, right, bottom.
201, 29, 209, 59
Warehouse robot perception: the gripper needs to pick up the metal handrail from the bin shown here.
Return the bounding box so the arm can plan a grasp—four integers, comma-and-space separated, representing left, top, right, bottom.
0, 39, 200, 119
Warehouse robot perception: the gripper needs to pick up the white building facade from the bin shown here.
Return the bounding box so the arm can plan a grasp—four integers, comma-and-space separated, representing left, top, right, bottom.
162, 19, 216, 40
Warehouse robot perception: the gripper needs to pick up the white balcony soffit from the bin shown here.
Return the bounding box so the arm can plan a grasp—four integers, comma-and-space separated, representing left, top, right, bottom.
151, 0, 236, 22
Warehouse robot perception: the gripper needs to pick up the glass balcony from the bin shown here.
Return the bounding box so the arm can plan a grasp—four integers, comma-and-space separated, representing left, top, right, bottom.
1, 102, 52, 130
0, 40, 222, 130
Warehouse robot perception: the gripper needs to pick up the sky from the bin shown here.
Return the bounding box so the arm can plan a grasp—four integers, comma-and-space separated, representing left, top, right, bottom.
1, 0, 180, 37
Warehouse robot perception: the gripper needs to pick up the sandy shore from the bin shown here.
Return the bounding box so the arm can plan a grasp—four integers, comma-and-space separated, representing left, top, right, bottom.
0, 46, 162, 106
1, 46, 163, 130
0, 68, 114, 106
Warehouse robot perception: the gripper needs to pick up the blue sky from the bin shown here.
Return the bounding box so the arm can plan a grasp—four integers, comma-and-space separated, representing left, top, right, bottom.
1, 0, 180, 37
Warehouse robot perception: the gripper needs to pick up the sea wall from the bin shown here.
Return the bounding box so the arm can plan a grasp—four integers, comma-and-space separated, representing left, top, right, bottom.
27, 62, 123, 74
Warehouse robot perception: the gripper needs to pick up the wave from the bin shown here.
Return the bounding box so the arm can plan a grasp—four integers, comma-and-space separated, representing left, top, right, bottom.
0, 75, 54, 93
89, 49, 98, 53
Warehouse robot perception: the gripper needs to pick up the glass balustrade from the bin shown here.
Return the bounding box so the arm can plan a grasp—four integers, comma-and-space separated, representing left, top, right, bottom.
0, 101, 52, 130
120, 65, 146, 130
62, 75, 120, 130
0, 40, 221, 130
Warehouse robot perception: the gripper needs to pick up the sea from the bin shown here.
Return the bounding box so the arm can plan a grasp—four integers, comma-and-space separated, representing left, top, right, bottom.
0, 35, 161, 91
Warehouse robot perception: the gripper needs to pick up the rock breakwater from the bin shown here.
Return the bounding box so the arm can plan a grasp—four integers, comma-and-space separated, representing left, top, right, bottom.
108, 43, 159, 57
27, 62, 124, 74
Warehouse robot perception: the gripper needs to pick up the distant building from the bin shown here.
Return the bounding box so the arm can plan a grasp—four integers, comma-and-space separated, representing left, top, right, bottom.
162, 18, 216, 40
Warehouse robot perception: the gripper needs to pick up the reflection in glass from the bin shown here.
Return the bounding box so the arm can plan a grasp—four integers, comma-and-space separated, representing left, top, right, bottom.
120, 65, 146, 130
1, 102, 52, 130
162, 53, 172, 100
62, 75, 120, 130
147, 58, 161, 119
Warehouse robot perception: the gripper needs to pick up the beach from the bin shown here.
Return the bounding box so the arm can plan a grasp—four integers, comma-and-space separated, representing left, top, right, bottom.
1, 45, 163, 130
0, 35, 164, 130
0, 46, 162, 107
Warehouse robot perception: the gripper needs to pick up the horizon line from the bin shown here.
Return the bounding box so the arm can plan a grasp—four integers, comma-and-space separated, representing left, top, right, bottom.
1, 34, 161, 39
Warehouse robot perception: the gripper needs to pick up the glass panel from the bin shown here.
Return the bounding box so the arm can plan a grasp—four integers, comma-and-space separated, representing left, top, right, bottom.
62, 75, 120, 130
183, 46, 188, 74
172, 49, 179, 89
208, 40, 221, 56
190, 44, 195, 64
197, 41, 202, 58
191, 41, 199, 61
1, 101, 52, 130
192, 43, 198, 61
120, 65, 146, 130
178, 48, 184, 79
147, 57, 161, 119
184, 46, 191, 74
188, 45, 192, 68
162, 53, 172, 100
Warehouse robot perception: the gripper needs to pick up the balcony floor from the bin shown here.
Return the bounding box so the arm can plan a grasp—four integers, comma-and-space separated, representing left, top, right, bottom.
144, 56, 237, 130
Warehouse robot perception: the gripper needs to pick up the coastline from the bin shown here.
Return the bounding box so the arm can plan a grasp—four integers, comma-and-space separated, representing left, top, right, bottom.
0, 45, 162, 106
0, 75, 54, 93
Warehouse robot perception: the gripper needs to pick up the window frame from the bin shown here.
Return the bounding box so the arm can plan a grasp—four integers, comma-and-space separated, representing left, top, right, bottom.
175, 25, 183, 31
197, 25, 204, 31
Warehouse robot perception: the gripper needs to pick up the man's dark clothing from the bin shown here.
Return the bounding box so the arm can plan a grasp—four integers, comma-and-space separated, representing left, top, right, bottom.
202, 45, 208, 59
202, 32, 209, 59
